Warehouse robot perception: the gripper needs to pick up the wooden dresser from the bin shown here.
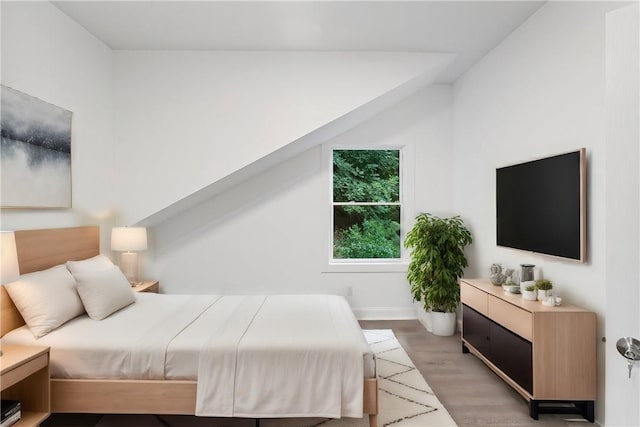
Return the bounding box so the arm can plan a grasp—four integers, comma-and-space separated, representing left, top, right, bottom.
460, 278, 596, 422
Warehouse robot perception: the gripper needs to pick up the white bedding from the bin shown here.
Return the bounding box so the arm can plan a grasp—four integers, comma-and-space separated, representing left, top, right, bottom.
2, 293, 374, 418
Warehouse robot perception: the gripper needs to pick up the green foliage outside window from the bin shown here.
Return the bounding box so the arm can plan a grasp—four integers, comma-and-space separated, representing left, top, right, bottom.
333, 149, 401, 259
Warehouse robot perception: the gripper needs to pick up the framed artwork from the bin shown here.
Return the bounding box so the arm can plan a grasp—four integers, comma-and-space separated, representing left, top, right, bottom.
1, 85, 72, 208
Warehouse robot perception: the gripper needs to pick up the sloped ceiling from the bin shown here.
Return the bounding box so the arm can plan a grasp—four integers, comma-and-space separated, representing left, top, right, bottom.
113, 51, 454, 225
49, 1, 544, 226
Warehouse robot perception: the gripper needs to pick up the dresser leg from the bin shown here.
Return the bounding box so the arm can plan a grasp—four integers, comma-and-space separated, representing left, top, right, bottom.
529, 400, 539, 420
529, 400, 594, 422
582, 401, 595, 423
462, 342, 470, 353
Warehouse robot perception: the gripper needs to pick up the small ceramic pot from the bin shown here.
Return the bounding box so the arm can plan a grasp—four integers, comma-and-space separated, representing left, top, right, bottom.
522, 290, 537, 301
537, 289, 551, 301
520, 280, 535, 294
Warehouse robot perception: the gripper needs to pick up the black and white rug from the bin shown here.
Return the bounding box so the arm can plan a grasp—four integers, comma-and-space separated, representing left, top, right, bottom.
94, 330, 456, 427
361, 329, 457, 427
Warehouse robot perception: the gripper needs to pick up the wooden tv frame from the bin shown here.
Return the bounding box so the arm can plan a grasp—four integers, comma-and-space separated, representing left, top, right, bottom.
0, 226, 378, 425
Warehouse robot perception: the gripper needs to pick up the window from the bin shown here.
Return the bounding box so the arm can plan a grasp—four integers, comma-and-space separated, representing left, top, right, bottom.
332, 149, 402, 261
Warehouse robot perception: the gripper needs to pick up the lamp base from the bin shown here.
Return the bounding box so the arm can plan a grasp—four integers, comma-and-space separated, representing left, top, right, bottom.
120, 252, 139, 285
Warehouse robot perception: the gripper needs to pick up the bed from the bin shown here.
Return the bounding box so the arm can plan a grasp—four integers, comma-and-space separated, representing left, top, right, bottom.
0, 226, 379, 426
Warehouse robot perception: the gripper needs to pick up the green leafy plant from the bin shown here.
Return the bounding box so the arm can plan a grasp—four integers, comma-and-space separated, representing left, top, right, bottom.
525, 285, 536, 292
535, 279, 553, 291
404, 213, 473, 313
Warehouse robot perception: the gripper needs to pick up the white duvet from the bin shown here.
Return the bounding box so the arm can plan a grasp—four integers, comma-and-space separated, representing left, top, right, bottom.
2, 293, 373, 419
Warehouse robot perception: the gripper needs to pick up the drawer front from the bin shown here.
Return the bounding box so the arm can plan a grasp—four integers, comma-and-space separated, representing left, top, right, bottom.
461, 282, 488, 316
462, 305, 491, 356
488, 295, 532, 341
1, 353, 48, 390
490, 321, 533, 394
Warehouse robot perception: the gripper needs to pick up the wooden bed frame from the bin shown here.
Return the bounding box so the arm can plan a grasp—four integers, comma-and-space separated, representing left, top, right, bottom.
0, 226, 379, 426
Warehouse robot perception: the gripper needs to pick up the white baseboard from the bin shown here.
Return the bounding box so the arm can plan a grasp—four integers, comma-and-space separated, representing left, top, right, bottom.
353, 307, 418, 320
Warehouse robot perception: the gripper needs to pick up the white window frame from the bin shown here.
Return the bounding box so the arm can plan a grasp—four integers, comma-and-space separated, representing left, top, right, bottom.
324, 145, 413, 273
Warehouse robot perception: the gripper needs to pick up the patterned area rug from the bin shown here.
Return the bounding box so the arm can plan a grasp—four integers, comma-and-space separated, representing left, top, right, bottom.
95, 330, 456, 427
362, 329, 457, 427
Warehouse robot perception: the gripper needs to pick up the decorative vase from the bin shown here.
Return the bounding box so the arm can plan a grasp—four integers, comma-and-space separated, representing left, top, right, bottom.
489, 264, 506, 285
520, 264, 535, 282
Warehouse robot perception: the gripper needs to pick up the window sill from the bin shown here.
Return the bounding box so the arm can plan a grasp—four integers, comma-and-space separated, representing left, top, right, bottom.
322, 262, 409, 274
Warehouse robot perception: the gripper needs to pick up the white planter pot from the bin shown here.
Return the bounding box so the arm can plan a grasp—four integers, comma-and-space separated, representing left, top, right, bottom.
522, 290, 537, 301
430, 311, 457, 336
537, 289, 551, 301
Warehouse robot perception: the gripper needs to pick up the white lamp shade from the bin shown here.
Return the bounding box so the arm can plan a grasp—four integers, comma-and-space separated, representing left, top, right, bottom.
1, 231, 20, 284
111, 227, 148, 252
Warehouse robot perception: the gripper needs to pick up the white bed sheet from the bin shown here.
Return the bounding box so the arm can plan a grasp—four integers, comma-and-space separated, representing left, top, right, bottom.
2, 293, 376, 381
195, 294, 368, 418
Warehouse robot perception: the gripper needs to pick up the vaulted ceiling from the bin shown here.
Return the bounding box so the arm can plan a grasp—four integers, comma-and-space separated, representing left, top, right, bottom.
47, 1, 545, 225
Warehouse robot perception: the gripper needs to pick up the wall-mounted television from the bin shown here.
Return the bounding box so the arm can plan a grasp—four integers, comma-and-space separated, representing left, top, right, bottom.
496, 148, 586, 262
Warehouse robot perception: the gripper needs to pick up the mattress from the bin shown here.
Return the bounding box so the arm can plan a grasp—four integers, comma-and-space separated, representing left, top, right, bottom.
2, 293, 376, 381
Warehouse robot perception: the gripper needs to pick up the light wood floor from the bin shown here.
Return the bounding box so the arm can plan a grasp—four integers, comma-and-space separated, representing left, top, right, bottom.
43, 320, 590, 427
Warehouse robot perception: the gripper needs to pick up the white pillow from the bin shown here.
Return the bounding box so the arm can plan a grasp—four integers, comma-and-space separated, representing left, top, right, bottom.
74, 265, 135, 320
66, 254, 114, 276
5, 265, 85, 338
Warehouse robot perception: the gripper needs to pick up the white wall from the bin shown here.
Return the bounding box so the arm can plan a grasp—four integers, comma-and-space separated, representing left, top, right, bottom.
113, 51, 450, 225
604, 3, 640, 426
452, 2, 630, 424
0, 2, 115, 251
149, 85, 453, 317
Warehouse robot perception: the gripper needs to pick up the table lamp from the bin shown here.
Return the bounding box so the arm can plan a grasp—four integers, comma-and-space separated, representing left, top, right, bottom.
1, 231, 20, 285
111, 227, 147, 285
1, 231, 20, 357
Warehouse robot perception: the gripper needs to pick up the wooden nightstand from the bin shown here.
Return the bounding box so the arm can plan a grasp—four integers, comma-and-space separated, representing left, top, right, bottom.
0, 344, 50, 426
132, 280, 159, 293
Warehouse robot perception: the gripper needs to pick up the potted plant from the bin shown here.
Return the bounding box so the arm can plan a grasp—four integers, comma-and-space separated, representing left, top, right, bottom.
405, 213, 473, 336
522, 285, 537, 301
535, 279, 553, 301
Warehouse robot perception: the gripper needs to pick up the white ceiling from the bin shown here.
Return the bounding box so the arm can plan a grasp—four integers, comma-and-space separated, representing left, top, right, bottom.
52, 1, 545, 83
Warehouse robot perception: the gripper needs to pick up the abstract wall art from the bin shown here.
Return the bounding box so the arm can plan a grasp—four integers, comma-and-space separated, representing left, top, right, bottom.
1, 85, 72, 208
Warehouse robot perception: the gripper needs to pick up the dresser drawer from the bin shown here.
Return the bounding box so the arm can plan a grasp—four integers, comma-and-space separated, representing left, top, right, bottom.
461, 281, 488, 316
488, 295, 532, 341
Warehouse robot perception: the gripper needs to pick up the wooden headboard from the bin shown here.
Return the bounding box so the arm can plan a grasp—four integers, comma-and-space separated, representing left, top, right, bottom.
0, 226, 99, 337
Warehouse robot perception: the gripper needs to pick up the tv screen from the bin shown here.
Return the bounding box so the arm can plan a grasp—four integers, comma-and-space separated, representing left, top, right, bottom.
496, 149, 586, 262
